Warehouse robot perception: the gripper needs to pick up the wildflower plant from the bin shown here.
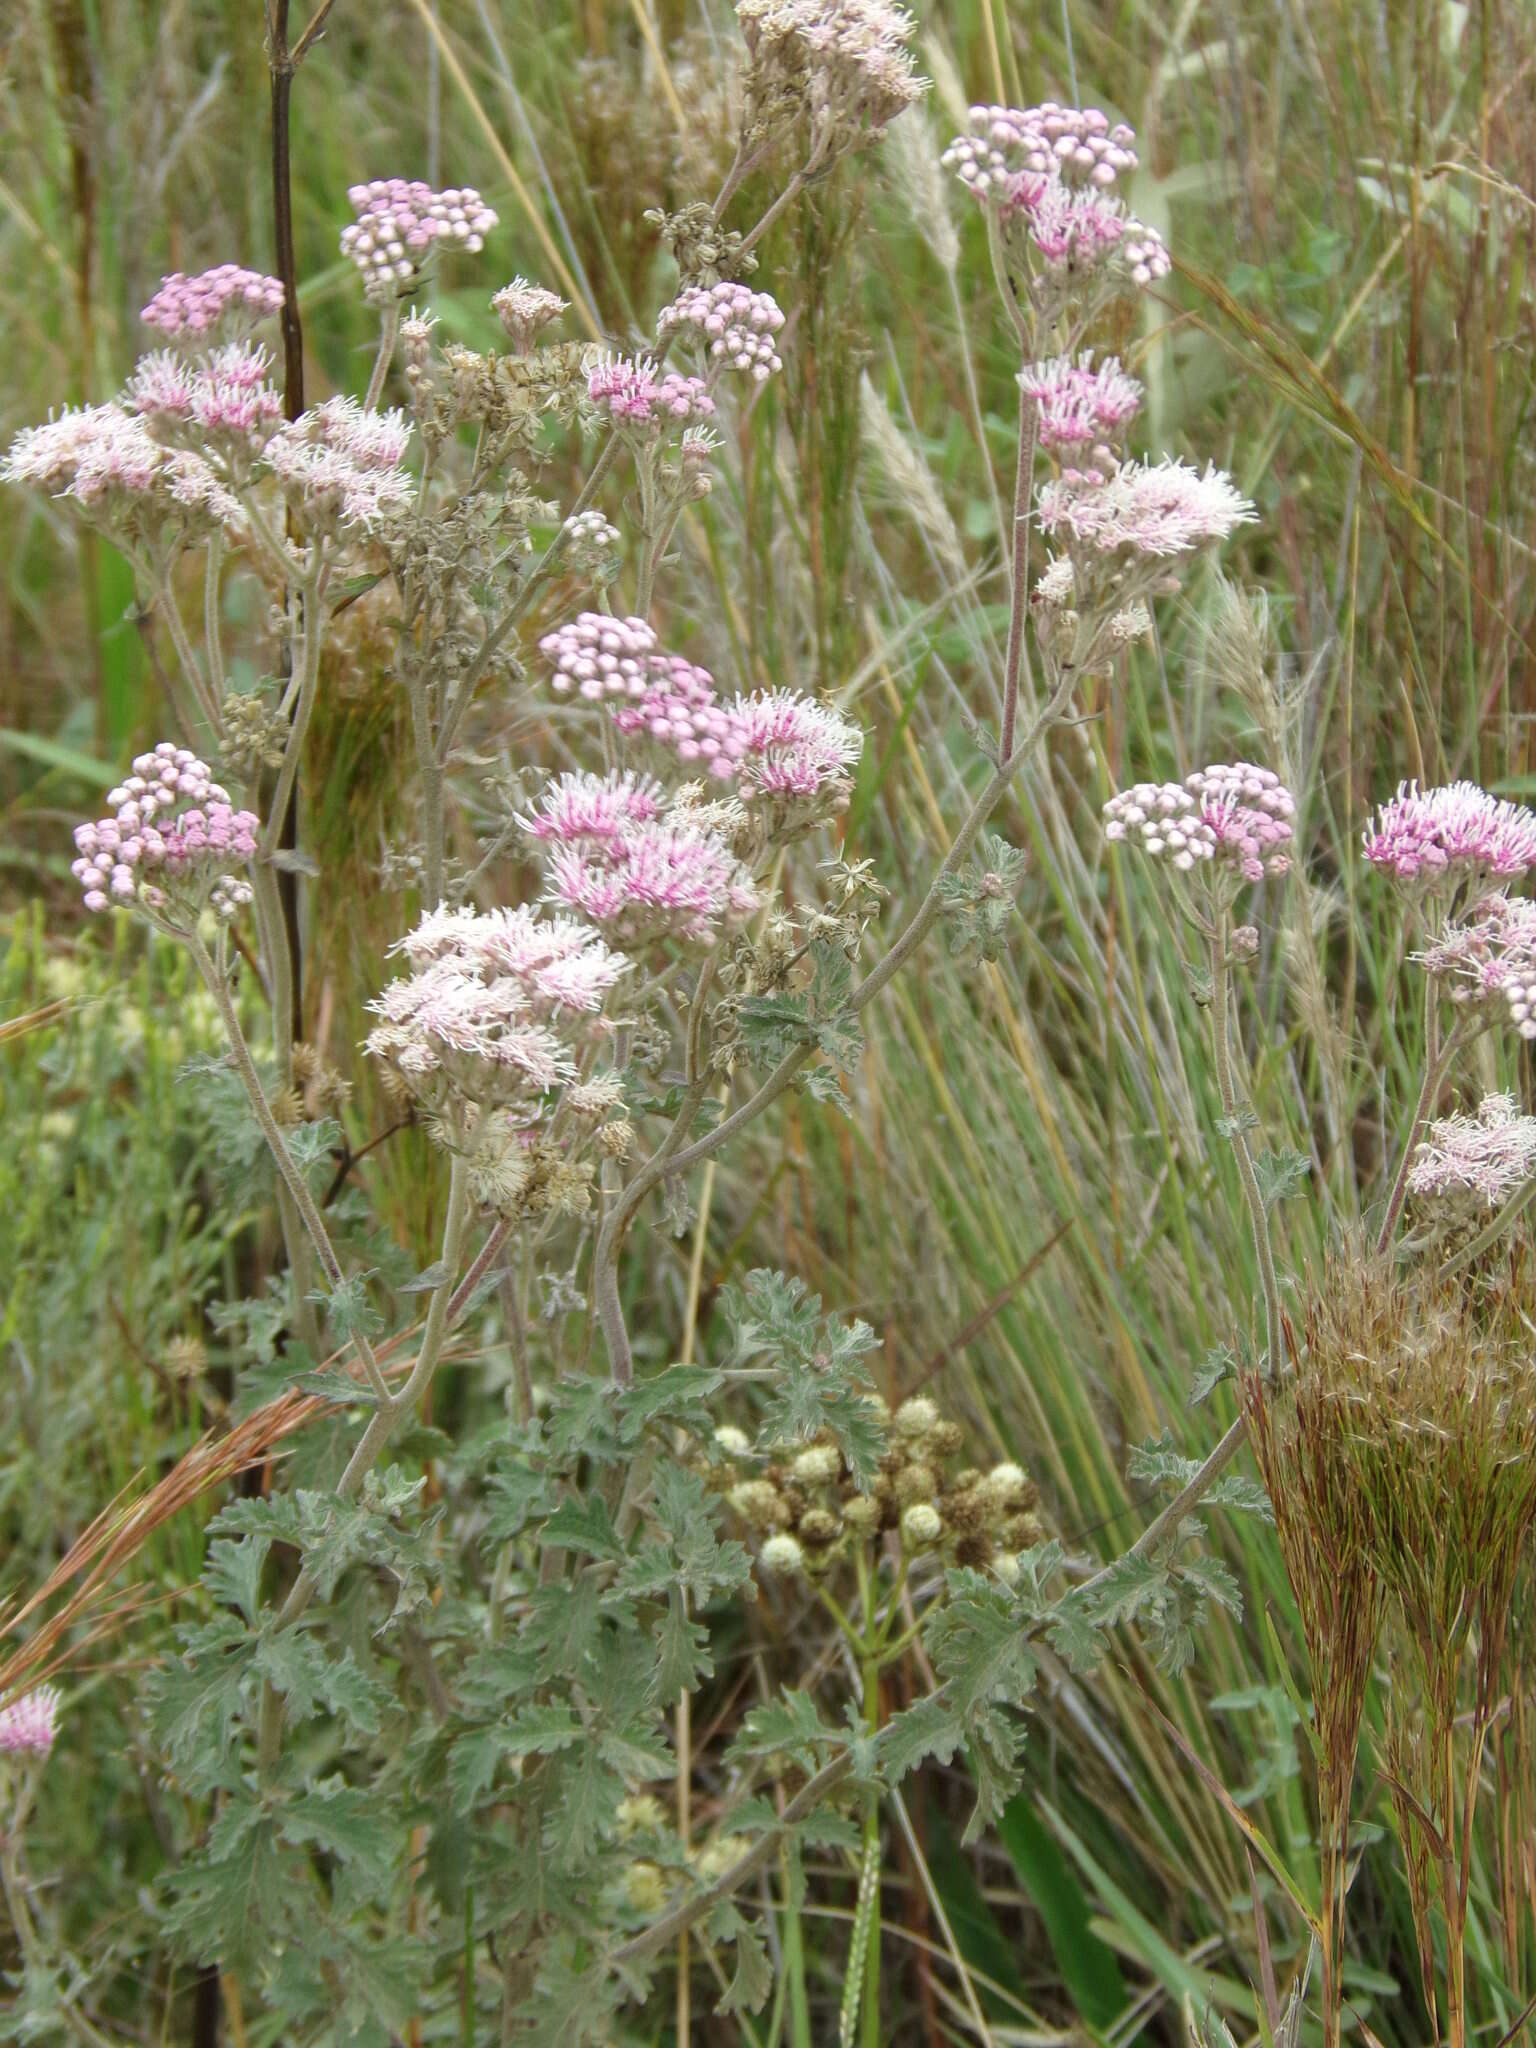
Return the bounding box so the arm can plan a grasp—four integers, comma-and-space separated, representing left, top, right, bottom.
4, 18, 1333, 2042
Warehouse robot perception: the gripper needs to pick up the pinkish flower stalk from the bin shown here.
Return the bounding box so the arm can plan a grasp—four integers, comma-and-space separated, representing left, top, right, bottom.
140, 266, 285, 339
340, 179, 498, 305
658, 282, 786, 382
1017, 353, 1142, 450
0, 1687, 60, 1759
1363, 781, 1536, 891
71, 744, 259, 919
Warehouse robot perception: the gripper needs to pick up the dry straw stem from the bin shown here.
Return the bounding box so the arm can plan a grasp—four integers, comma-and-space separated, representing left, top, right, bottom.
1250, 1236, 1536, 2048
0, 1226, 507, 1706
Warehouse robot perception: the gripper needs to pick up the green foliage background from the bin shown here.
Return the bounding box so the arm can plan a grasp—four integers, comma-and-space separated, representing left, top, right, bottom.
3, 0, 1536, 2039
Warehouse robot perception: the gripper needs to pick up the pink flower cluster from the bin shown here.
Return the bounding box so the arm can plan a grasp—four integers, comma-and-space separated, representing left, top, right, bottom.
72, 744, 259, 916
491, 277, 568, 352
726, 688, 865, 800
3, 404, 244, 539
263, 398, 413, 529
340, 179, 498, 303
0, 1686, 60, 1758
943, 103, 1138, 197
1362, 781, 1536, 889
366, 905, 629, 1095
1407, 1093, 1536, 1209
140, 266, 285, 338
1018, 353, 1141, 450
1038, 458, 1254, 558
125, 343, 284, 447
658, 283, 786, 381
518, 770, 665, 846
539, 615, 862, 802
1103, 763, 1294, 884
588, 354, 717, 431
1415, 893, 1536, 1013
546, 822, 760, 944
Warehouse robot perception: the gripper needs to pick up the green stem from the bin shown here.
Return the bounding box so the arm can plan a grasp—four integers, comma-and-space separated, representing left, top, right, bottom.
1376, 977, 1457, 1254
856, 1555, 883, 2048
188, 933, 389, 1405
1208, 914, 1284, 1382
259, 574, 325, 862
256, 1151, 471, 1765
999, 380, 1038, 758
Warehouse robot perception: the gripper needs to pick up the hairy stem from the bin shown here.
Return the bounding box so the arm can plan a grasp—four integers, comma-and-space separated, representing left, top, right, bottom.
157, 583, 223, 739
999, 381, 1038, 758
364, 302, 401, 412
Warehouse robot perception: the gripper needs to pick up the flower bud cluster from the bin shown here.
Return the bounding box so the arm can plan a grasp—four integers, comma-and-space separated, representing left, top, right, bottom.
658, 282, 786, 381
561, 507, 623, 578
72, 744, 259, 919
491, 277, 569, 352
1103, 763, 1294, 887
720, 1395, 1042, 1584
943, 103, 1167, 299
340, 179, 498, 303
140, 266, 285, 339
0, 1686, 60, 1759
587, 354, 717, 433
943, 103, 1138, 197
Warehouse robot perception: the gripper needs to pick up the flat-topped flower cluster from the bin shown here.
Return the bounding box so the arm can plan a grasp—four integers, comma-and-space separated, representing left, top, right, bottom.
364, 905, 629, 1104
